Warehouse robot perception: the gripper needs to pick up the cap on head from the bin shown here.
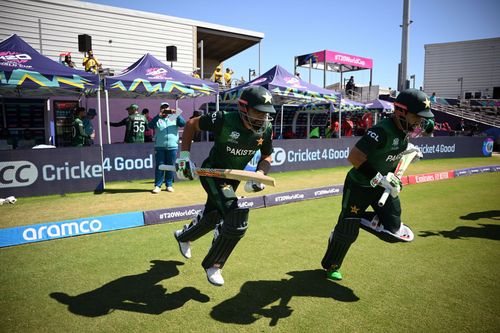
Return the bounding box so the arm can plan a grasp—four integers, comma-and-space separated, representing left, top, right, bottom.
126, 104, 139, 111
395, 89, 434, 118
239, 86, 276, 114
160, 102, 169, 108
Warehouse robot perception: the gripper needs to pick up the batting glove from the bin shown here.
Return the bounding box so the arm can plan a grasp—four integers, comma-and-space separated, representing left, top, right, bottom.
244, 180, 266, 193
407, 143, 423, 163
244, 171, 266, 192
175, 151, 198, 180
370, 172, 402, 198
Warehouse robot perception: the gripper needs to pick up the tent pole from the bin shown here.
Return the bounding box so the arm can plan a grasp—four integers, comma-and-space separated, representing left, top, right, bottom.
280, 104, 284, 139
338, 99, 342, 139
97, 88, 106, 189
105, 89, 111, 144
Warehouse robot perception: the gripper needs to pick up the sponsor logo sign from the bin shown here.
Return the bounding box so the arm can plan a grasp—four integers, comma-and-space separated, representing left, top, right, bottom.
144, 204, 204, 225
482, 138, 494, 156
408, 171, 455, 184
0, 211, 143, 248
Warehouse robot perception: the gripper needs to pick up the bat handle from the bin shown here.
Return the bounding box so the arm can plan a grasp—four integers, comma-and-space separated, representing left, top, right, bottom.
378, 188, 391, 207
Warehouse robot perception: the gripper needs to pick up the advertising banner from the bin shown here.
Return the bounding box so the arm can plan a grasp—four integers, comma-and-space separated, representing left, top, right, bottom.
0, 136, 491, 197
0, 211, 144, 248
265, 185, 343, 207
0, 146, 103, 197
407, 171, 455, 184
144, 204, 204, 225
102, 143, 154, 181
143, 196, 266, 225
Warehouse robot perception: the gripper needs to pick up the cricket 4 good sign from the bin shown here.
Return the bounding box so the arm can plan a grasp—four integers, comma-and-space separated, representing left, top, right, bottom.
0, 147, 103, 197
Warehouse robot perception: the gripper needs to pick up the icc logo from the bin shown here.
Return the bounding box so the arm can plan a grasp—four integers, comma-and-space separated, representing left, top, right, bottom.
271, 147, 286, 166
0, 161, 38, 188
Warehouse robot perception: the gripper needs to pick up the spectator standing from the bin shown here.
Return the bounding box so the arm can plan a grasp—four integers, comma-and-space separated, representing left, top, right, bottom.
224, 68, 234, 88
343, 117, 354, 137
107, 104, 147, 143
142, 108, 154, 142
72, 107, 93, 147
62, 54, 76, 68
149, 102, 186, 193
212, 65, 223, 85
430, 92, 437, 103
83, 108, 96, 145
192, 68, 201, 79
82, 50, 102, 74
345, 76, 355, 98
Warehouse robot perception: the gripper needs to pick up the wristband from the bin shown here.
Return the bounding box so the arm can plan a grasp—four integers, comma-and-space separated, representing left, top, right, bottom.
256, 159, 271, 175
357, 161, 378, 179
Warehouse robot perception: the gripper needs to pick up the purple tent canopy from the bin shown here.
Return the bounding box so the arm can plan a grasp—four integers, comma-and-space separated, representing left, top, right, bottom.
221, 65, 341, 104
0, 34, 99, 96
365, 99, 394, 111
105, 53, 218, 99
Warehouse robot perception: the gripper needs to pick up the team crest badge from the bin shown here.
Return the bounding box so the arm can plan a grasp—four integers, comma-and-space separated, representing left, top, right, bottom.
392, 138, 399, 149
228, 131, 240, 143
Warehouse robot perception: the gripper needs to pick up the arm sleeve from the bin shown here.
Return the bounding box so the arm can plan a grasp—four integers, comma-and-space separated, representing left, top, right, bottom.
198, 111, 224, 134
354, 127, 387, 156
148, 115, 160, 129
110, 118, 127, 127
177, 115, 187, 127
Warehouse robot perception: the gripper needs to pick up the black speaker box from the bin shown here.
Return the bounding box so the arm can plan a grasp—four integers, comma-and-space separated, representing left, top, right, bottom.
78, 34, 92, 52
166, 45, 177, 62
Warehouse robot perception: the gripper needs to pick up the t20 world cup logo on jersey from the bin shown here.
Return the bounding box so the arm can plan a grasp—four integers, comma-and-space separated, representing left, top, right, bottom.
228, 131, 240, 144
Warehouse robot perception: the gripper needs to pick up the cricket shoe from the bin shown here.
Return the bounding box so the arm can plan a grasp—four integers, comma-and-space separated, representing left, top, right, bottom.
360, 216, 414, 242
326, 268, 343, 281
152, 186, 161, 194
206, 266, 224, 286
174, 225, 191, 259
166, 186, 174, 192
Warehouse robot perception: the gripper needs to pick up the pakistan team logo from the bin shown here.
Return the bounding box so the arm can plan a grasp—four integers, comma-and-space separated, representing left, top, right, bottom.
228, 131, 240, 143
392, 138, 399, 149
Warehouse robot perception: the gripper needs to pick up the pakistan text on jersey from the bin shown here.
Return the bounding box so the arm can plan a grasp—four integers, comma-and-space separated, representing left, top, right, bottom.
226, 146, 256, 156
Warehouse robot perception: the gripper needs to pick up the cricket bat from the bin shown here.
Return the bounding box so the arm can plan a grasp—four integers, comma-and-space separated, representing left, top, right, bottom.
378, 150, 419, 207
159, 164, 276, 187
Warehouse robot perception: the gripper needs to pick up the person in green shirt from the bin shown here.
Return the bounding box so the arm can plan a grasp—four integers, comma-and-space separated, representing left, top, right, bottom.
72, 107, 93, 147
107, 104, 148, 143
321, 89, 434, 281
173, 86, 275, 286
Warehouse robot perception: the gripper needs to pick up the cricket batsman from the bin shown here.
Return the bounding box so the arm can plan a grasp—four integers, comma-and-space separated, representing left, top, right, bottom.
173, 86, 275, 286
321, 89, 434, 281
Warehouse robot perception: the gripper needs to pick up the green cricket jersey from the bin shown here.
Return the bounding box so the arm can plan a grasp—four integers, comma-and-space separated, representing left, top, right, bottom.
348, 118, 408, 186
72, 117, 89, 147
124, 114, 148, 143
198, 111, 273, 170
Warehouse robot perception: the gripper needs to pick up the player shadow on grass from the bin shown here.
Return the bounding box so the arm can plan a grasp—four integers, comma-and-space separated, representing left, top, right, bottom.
211, 269, 359, 326
419, 224, 500, 240
50, 260, 209, 317
459, 210, 500, 221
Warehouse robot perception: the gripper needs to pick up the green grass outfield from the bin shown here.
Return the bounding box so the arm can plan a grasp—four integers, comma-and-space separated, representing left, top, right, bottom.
0, 157, 499, 332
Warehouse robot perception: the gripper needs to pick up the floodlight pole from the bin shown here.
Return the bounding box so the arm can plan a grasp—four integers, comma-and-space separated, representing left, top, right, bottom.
398, 0, 412, 92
